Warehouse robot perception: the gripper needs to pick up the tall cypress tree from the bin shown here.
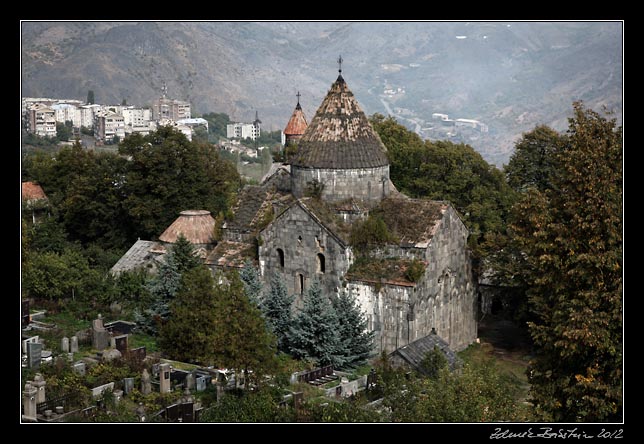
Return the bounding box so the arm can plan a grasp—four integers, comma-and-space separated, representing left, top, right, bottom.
332, 290, 375, 368
512, 102, 622, 421
261, 273, 294, 353
288, 279, 343, 368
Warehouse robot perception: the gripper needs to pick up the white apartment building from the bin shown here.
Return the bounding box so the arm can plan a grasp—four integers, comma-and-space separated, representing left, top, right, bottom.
80, 104, 102, 129
226, 121, 261, 141
51, 103, 82, 127
27, 104, 57, 138
122, 107, 152, 128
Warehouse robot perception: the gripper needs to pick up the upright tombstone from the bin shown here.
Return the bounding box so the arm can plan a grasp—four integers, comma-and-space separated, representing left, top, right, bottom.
123, 377, 135, 395
32, 373, 46, 403
92, 315, 109, 351
185, 373, 195, 391
159, 363, 171, 394
22, 383, 38, 420
73, 362, 86, 376
195, 376, 206, 392
114, 335, 128, 353
70, 336, 79, 353
61, 337, 69, 353
27, 342, 42, 369
113, 389, 124, 404
141, 369, 152, 395
22, 336, 39, 354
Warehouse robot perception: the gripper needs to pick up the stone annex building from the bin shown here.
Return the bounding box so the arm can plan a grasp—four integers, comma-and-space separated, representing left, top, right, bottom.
112, 69, 478, 354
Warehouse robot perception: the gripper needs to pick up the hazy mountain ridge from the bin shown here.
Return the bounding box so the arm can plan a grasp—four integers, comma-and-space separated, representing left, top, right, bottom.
21, 21, 622, 166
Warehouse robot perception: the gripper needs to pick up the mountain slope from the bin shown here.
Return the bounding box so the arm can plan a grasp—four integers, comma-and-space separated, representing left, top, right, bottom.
21, 21, 622, 165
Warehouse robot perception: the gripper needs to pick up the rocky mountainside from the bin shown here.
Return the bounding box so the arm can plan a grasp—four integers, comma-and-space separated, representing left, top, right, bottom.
21, 21, 622, 166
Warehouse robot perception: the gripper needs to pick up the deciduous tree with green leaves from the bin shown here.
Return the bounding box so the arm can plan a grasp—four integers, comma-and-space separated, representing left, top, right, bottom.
511, 103, 622, 422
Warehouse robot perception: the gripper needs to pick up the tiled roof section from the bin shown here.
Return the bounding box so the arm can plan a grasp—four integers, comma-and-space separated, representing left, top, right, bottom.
391, 332, 460, 373
110, 240, 160, 275
205, 241, 256, 269
227, 186, 269, 232
22, 182, 48, 201
159, 210, 216, 245
373, 198, 447, 248
284, 102, 308, 136
290, 75, 389, 169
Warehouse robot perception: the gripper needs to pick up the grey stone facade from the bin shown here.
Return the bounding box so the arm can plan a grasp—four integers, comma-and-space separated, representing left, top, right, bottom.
347, 206, 478, 353
291, 165, 391, 203
259, 201, 352, 307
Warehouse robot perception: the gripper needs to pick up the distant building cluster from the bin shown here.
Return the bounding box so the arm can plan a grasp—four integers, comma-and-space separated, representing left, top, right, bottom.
226, 111, 262, 141
21, 88, 207, 145
431, 112, 488, 133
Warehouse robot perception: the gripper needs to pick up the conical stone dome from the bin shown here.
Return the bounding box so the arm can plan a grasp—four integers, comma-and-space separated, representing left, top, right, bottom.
290, 75, 389, 169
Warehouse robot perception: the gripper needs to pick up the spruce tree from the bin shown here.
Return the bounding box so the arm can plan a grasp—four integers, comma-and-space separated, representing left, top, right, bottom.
261, 273, 294, 353
288, 279, 343, 368
239, 259, 263, 306
171, 234, 203, 273
512, 103, 622, 421
332, 290, 375, 368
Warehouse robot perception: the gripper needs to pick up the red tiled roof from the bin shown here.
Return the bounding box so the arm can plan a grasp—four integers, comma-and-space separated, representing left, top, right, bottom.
284, 103, 308, 136
22, 182, 47, 201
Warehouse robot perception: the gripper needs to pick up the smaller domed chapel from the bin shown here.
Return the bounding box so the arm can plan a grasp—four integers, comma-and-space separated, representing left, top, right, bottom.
112, 65, 478, 355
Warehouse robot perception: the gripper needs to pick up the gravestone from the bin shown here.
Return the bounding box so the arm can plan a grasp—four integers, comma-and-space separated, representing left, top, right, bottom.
152, 363, 160, 377
114, 335, 128, 353
195, 376, 207, 392
27, 342, 42, 369
185, 373, 195, 391
113, 389, 123, 404
141, 369, 151, 395
73, 362, 86, 376
159, 363, 171, 393
32, 373, 46, 403
293, 391, 304, 412
70, 336, 79, 353
92, 315, 109, 351
22, 383, 37, 419
123, 377, 135, 395
61, 337, 69, 353
22, 336, 39, 354
91, 382, 114, 399
55, 406, 64, 415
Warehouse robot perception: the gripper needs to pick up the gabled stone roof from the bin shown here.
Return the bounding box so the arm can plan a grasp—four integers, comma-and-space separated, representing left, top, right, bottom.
158, 210, 216, 245
284, 102, 308, 136
290, 75, 389, 169
390, 332, 460, 374
110, 240, 161, 275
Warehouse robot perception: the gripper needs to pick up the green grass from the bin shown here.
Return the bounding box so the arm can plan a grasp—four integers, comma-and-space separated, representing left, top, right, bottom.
128, 333, 159, 353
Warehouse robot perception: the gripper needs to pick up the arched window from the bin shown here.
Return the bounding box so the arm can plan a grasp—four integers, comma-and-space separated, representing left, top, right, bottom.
276, 248, 285, 268
298, 273, 305, 295
316, 253, 325, 274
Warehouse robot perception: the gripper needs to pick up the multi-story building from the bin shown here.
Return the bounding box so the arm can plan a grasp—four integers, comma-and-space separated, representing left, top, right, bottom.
51, 103, 82, 128
27, 104, 57, 138
226, 113, 261, 141
94, 110, 126, 143
79, 104, 102, 129
152, 97, 191, 121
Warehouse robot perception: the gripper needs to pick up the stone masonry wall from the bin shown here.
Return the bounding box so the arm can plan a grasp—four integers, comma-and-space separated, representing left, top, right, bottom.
259, 203, 351, 307
291, 165, 390, 203
348, 206, 478, 353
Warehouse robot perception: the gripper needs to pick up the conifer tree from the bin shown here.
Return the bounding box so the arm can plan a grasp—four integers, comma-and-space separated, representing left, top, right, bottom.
159, 266, 217, 363
211, 271, 278, 387
332, 290, 374, 368
239, 259, 263, 306
260, 273, 294, 353
288, 279, 343, 367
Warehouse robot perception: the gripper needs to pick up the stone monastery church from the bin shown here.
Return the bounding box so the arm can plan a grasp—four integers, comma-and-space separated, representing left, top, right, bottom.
112, 67, 478, 354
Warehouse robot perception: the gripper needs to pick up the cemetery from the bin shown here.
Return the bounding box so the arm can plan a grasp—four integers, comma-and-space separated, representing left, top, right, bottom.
21, 308, 378, 422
